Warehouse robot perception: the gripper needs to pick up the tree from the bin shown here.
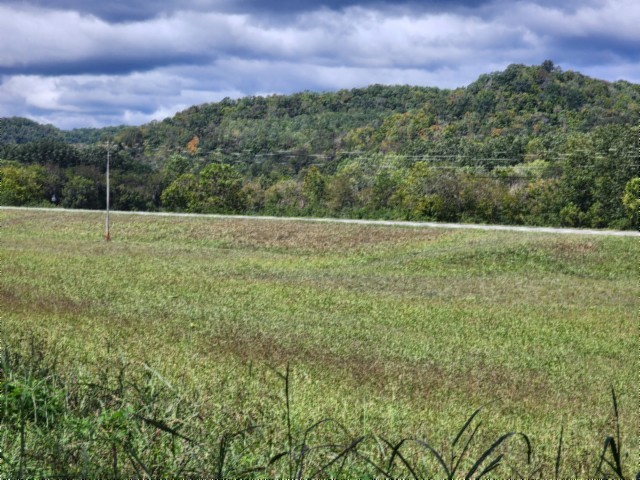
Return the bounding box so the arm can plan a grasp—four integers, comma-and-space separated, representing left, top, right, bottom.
326, 172, 358, 215
61, 174, 99, 209
161, 173, 199, 212
0, 163, 47, 205
160, 163, 246, 213
197, 163, 246, 213
113, 184, 153, 211
372, 168, 401, 212
301, 166, 327, 212
396, 162, 462, 221
264, 179, 305, 215
622, 177, 640, 226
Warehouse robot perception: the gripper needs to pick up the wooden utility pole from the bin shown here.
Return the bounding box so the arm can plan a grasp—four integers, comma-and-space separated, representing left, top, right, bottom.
105, 141, 111, 241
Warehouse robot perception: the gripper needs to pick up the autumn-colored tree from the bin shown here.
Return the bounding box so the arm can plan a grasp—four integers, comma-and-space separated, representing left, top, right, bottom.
186, 136, 200, 155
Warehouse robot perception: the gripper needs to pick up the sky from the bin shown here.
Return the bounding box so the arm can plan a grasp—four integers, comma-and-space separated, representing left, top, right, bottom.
0, 0, 638, 130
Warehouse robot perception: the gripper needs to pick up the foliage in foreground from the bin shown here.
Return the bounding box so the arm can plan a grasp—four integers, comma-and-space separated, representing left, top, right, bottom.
0, 337, 632, 479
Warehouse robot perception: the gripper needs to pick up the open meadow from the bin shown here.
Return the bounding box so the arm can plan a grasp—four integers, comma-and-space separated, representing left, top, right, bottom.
0, 208, 636, 477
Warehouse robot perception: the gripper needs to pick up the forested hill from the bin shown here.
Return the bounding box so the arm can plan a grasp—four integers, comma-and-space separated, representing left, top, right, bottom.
132, 61, 639, 160
0, 117, 126, 145
0, 118, 64, 144
1, 61, 639, 229
3, 61, 639, 155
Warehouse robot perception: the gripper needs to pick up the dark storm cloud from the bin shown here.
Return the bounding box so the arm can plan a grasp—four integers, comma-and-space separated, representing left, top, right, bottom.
4, 0, 492, 21
0, 0, 210, 22
6, 0, 600, 23
0, 54, 207, 77
2, 0, 591, 23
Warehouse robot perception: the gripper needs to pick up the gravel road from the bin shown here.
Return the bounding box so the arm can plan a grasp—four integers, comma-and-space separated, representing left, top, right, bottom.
1, 206, 637, 237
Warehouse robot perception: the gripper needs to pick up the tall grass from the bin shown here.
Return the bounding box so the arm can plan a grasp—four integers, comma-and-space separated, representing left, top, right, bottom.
0, 336, 634, 478
0, 210, 637, 475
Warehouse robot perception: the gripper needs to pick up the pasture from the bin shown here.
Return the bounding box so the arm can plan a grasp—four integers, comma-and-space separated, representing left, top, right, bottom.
0, 209, 636, 477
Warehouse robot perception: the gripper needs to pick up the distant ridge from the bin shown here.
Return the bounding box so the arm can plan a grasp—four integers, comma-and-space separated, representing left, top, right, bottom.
1, 61, 638, 154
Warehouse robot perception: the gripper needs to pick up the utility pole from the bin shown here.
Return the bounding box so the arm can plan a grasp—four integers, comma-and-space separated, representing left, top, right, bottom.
105, 141, 111, 241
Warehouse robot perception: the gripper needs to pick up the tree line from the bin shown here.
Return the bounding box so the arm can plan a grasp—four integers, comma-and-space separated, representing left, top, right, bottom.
1, 62, 638, 229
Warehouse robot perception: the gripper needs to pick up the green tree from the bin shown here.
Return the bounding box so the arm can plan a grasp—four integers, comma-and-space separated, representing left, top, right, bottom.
113, 184, 152, 211
197, 163, 246, 213
161, 173, 199, 212
622, 177, 640, 226
163, 154, 191, 178
241, 179, 267, 213
264, 179, 305, 215
326, 173, 357, 215
0, 163, 47, 205
301, 166, 327, 212
396, 162, 462, 221
61, 174, 99, 209
372, 168, 401, 212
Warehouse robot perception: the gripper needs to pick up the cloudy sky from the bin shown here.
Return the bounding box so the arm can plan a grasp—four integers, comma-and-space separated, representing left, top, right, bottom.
0, 0, 638, 129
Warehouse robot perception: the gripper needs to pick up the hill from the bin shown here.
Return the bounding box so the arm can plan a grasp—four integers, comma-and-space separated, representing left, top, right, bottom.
128, 61, 639, 162
0, 61, 638, 229
0, 117, 63, 144
0, 117, 126, 145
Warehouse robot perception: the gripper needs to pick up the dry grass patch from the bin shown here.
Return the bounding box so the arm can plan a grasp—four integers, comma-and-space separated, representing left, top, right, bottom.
113, 216, 446, 253
210, 219, 445, 253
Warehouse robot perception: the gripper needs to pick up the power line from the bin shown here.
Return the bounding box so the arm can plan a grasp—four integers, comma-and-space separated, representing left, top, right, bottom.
196, 147, 637, 164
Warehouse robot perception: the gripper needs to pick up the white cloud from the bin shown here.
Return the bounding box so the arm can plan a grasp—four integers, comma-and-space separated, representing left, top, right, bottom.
0, 76, 65, 111
0, 2, 549, 71
506, 0, 640, 39
0, 69, 249, 128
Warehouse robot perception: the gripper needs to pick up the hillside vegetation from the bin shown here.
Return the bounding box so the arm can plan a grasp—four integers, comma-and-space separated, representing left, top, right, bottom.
0, 61, 638, 228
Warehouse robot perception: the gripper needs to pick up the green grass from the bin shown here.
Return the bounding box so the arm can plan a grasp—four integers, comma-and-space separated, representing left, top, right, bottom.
0, 209, 637, 477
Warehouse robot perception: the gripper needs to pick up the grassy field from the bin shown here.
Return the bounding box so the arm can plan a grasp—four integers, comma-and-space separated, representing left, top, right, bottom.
0, 209, 637, 477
